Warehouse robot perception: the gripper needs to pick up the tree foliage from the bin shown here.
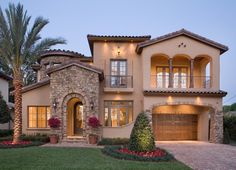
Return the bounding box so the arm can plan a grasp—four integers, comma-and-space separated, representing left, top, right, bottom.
223, 103, 236, 113
0, 3, 66, 86
0, 3, 66, 143
0, 93, 11, 124
128, 112, 155, 152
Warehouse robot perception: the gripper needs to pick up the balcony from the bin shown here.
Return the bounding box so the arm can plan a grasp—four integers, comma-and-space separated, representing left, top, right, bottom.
150, 75, 211, 89
104, 75, 133, 93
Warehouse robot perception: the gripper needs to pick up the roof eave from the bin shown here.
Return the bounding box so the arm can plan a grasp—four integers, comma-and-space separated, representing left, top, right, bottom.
136, 29, 229, 54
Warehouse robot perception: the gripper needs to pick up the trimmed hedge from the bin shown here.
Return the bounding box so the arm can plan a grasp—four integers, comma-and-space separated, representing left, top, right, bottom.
0, 130, 13, 137
98, 138, 129, 145
20, 134, 50, 143
0, 141, 44, 149
102, 145, 174, 162
0, 134, 49, 143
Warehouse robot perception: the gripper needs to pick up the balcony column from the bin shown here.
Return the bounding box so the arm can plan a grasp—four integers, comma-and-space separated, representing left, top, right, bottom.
168, 58, 173, 88
190, 59, 194, 88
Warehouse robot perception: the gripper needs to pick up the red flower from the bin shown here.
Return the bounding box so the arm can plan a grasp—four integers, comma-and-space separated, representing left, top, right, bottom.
48, 116, 61, 128
88, 116, 101, 128
0, 141, 32, 146
118, 148, 166, 158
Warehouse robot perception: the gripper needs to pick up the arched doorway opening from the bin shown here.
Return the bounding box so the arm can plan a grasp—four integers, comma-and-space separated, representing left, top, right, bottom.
67, 97, 84, 136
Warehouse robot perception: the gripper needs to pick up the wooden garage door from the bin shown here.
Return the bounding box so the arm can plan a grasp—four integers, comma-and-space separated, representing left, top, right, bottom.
152, 114, 198, 141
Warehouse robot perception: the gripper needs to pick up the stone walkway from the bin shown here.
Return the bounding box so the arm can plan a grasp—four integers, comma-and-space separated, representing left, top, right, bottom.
41, 142, 104, 148
157, 141, 236, 170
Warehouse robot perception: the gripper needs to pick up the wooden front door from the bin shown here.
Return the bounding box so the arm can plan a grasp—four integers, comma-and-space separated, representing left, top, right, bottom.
152, 114, 198, 140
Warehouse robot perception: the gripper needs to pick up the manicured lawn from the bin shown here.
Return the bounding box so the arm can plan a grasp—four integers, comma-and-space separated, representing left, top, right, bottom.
0, 147, 190, 170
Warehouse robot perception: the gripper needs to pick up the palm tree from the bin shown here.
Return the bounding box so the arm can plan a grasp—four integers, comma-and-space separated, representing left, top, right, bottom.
0, 3, 66, 143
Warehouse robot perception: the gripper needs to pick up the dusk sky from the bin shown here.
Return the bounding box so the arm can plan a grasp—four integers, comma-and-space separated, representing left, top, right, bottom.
1, 0, 236, 104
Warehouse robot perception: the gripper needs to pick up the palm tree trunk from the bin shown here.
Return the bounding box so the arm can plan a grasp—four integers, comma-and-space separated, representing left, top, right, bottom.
12, 72, 23, 144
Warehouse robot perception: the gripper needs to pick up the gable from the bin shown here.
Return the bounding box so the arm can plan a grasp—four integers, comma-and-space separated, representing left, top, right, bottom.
136, 29, 228, 54
47, 60, 104, 80
140, 35, 222, 58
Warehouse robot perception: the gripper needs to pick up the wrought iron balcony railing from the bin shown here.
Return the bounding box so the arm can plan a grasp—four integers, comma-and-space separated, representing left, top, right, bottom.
150, 75, 211, 89
105, 75, 133, 88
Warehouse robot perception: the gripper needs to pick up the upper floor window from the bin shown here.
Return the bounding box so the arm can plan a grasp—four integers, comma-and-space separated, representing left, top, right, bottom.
110, 60, 127, 88
28, 106, 51, 128
173, 67, 188, 88
104, 101, 133, 127
156, 67, 169, 88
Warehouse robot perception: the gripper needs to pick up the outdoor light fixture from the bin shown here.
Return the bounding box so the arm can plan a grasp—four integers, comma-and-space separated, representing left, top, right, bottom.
117, 46, 121, 56
53, 98, 58, 112
90, 101, 94, 110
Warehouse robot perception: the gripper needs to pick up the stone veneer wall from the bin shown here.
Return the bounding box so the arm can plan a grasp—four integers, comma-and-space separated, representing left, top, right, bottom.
49, 65, 100, 140
210, 110, 223, 143
40, 56, 81, 80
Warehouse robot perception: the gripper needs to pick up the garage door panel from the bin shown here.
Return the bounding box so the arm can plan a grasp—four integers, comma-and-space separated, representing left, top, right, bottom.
152, 114, 198, 141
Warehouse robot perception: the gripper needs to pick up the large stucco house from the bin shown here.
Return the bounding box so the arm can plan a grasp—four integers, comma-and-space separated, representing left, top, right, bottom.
21, 29, 228, 143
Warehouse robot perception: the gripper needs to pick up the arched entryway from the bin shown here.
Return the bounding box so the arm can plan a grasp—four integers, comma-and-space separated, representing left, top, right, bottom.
67, 97, 84, 136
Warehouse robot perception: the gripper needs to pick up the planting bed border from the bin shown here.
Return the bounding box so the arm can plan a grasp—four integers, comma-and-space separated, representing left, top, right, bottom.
102, 145, 174, 162
0, 141, 45, 149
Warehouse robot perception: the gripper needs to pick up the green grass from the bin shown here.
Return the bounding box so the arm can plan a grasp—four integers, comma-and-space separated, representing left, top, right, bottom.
0, 147, 191, 170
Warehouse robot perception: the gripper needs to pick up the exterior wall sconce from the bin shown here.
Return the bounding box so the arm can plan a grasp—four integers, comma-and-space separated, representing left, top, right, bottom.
117, 46, 121, 56
53, 98, 58, 113
90, 101, 94, 110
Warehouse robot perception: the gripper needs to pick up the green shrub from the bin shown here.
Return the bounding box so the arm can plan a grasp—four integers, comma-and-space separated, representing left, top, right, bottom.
0, 136, 12, 142
129, 112, 155, 152
98, 138, 129, 145
0, 130, 13, 137
224, 115, 236, 141
102, 145, 174, 162
0, 93, 11, 124
20, 134, 50, 143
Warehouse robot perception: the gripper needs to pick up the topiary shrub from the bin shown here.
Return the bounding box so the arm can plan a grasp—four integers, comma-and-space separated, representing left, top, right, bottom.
128, 112, 155, 152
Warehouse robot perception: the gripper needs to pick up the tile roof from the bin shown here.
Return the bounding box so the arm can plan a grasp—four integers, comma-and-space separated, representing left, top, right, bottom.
22, 78, 50, 93
143, 89, 227, 97
38, 49, 92, 62
87, 34, 151, 55
136, 29, 229, 54
0, 71, 12, 81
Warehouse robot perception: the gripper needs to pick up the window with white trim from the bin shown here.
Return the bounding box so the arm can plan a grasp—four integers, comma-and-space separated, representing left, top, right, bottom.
104, 101, 133, 127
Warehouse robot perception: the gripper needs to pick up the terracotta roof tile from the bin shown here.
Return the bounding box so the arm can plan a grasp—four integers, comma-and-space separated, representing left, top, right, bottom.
87, 34, 151, 55
143, 89, 227, 97
22, 78, 50, 93
38, 49, 92, 62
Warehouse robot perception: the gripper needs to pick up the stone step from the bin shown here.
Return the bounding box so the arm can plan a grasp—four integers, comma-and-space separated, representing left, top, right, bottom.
62, 136, 88, 144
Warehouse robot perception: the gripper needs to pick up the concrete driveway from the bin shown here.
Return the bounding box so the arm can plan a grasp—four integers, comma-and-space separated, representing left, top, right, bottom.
157, 141, 236, 170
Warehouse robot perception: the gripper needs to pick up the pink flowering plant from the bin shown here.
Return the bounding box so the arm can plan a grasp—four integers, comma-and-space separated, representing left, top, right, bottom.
88, 116, 101, 129
48, 116, 61, 129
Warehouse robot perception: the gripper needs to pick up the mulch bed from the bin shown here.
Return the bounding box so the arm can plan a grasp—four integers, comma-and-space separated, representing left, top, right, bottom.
102, 145, 174, 162
0, 140, 44, 149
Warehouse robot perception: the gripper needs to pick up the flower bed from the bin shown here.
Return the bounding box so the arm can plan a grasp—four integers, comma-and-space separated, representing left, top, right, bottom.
102, 145, 174, 162
0, 140, 44, 149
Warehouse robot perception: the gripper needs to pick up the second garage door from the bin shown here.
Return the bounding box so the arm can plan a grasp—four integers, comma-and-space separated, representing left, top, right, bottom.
152, 114, 198, 141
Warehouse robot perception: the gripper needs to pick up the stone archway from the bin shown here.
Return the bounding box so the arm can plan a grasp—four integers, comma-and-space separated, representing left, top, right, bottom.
61, 93, 89, 139
145, 101, 223, 143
